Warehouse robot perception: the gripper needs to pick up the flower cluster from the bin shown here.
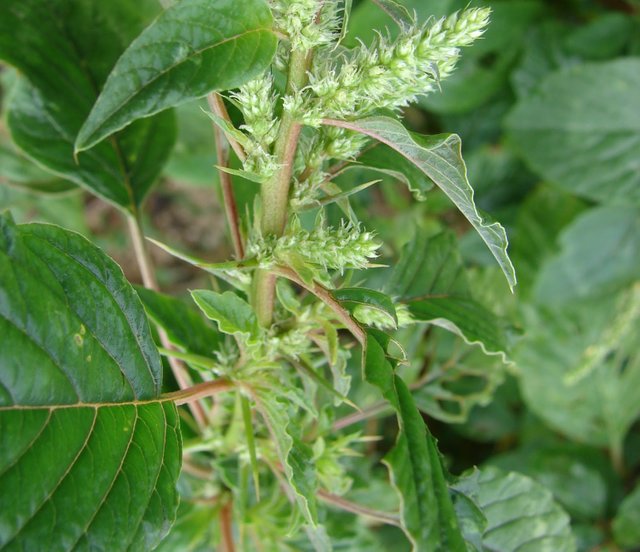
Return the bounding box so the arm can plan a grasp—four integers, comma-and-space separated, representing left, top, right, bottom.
231, 74, 279, 175
269, 0, 341, 51
247, 218, 381, 274
300, 7, 491, 124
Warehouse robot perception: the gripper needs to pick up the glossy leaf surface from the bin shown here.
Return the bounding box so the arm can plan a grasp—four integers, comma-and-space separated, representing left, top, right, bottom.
0, 213, 181, 550
0, 0, 176, 211
76, 0, 277, 151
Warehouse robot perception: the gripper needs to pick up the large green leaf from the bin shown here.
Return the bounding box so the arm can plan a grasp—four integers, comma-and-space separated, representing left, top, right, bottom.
0, 212, 181, 550
76, 0, 278, 152
506, 58, 640, 205
327, 117, 516, 290
453, 467, 576, 551
365, 330, 466, 551
516, 286, 640, 458
0, 0, 177, 212
533, 206, 640, 305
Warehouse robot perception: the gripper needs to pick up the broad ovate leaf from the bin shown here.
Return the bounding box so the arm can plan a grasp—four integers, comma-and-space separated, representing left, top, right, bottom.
76, 0, 278, 151
326, 116, 516, 290
453, 467, 576, 551
0, 0, 177, 212
612, 483, 640, 550
0, 213, 181, 550
506, 58, 640, 206
365, 330, 466, 551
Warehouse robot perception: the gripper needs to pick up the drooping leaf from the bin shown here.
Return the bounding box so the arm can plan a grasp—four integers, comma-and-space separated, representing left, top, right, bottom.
370, 0, 415, 29
0, 0, 177, 211
76, 0, 278, 152
453, 467, 576, 551
327, 117, 516, 290
364, 330, 466, 551
506, 58, 640, 205
0, 212, 181, 550
136, 286, 221, 357
191, 290, 259, 340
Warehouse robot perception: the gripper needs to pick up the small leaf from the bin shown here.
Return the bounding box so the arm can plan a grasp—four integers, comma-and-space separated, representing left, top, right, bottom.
191, 290, 259, 339
0, 212, 181, 549
0, 0, 177, 212
135, 286, 222, 357
326, 116, 516, 290
371, 0, 415, 29
334, 287, 398, 328
364, 330, 466, 551
453, 467, 576, 551
76, 0, 278, 151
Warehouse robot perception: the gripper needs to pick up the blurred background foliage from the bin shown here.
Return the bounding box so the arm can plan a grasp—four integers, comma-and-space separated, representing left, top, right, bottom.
1, 0, 639, 550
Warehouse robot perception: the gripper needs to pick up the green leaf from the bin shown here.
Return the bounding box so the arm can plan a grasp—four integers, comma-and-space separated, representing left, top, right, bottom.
0, 0, 177, 211
356, 143, 434, 200
135, 286, 222, 357
76, 0, 278, 151
0, 212, 181, 550
489, 444, 614, 521
613, 483, 640, 550
370, 0, 415, 29
191, 290, 259, 340
453, 467, 576, 551
506, 58, 640, 205
328, 117, 516, 290
0, 142, 75, 194
364, 330, 466, 551
334, 287, 398, 328
516, 286, 640, 457
388, 230, 511, 359
251, 384, 319, 526
408, 298, 509, 360
533, 206, 640, 305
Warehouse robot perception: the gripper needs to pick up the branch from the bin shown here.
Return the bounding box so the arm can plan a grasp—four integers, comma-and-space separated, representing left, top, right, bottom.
272, 266, 366, 344
127, 213, 209, 428
163, 379, 233, 405
219, 498, 236, 552
207, 93, 246, 163
208, 93, 245, 259
317, 489, 401, 527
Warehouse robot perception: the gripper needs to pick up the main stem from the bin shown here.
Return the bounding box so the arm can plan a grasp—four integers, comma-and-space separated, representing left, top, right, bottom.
253, 48, 310, 326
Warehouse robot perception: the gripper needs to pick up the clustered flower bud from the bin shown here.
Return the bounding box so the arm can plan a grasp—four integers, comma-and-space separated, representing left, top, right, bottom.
247, 218, 381, 274
270, 0, 340, 51
231, 74, 279, 176
301, 7, 491, 123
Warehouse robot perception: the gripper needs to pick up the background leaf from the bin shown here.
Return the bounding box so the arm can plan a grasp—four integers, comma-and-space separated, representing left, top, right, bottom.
0, 213, 181, 550
76, 0, 278, 151
0, 0, 177, 212
453, 467, 576, 551
506, 58, 640, 206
